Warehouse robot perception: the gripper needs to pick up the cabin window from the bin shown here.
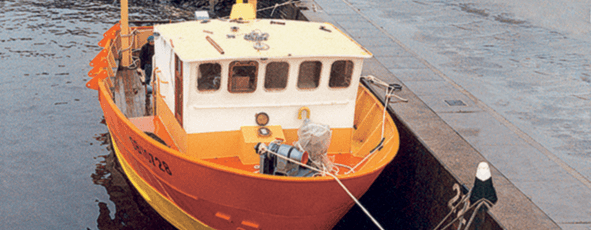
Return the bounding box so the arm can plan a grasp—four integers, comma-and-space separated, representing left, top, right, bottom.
229, 61, 258, 93
297, 61, 322, 89
329, 60, 354, 88
197, 63, 221, 91
265, 62, 289, 90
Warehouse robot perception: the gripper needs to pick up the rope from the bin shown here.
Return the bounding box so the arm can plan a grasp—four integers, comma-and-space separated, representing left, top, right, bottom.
270, 3, 279, 16
362, 75, 408, 103
437, 199, 493, 230
120, 31, 137, 52
333, 163, 354, 172
432, 190, 471, 230
219, 1, 294, 19
118, 29, 146, 69
345, 75, 407, 175
433, 190, 494, 230
120, 28, 151, 38
257, 1, 294, 13
127, 56, 140, 69
259, 145, 385, 230
464, 199, 493, 229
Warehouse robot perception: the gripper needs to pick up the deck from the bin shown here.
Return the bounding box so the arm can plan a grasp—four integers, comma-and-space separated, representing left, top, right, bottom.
112, 69, 152, 118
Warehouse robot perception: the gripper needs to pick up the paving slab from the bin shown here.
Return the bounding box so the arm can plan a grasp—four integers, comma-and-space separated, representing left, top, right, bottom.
388, 68, 443, 81
417, 95, 482, 114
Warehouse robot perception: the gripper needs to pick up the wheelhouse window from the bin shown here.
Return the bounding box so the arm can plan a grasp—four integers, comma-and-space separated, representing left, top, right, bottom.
297, 61, 322, 89
197, 63, 221, 91
265, 62, 289, 90
229, 61, 258, 93
329, 60, 354, 88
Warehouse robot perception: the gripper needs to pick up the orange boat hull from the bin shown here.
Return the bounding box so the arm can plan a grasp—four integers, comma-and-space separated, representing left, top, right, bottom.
98, 78, 398, 229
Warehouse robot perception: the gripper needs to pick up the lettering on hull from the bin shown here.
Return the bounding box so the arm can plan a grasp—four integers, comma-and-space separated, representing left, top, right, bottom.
130, 137, 173, 176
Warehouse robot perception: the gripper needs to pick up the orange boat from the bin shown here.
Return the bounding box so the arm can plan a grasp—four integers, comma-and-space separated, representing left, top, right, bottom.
87, 1, 400, 229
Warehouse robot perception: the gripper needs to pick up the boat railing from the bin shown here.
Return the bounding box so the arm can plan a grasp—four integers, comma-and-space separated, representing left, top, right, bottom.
126, 26, 154, 58
86, 22, 153, 91
87, 23, 119, 91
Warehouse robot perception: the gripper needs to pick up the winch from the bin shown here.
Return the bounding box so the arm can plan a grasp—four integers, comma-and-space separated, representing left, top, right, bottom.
255, 140, 314, 177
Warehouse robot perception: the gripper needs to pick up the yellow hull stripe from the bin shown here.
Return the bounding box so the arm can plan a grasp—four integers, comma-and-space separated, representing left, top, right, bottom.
111, 135, 213, 230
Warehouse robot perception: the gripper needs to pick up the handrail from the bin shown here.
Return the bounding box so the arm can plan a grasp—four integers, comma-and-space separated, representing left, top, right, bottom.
154, 68, 167, 98
155, 69, 169, 84
87, 23, 153, 90
87, 23, 121, 90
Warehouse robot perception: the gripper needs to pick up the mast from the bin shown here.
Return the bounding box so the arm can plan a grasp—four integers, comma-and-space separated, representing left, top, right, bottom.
120, 0, 132, 67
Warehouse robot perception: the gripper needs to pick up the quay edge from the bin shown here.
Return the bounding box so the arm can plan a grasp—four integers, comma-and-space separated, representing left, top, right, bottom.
296, 1, 561, 229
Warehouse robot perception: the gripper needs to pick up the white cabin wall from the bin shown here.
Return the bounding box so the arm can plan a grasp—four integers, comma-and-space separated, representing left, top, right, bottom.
182, 57, 365, 134
153, 32, 176, 113
186, 59, 230, 107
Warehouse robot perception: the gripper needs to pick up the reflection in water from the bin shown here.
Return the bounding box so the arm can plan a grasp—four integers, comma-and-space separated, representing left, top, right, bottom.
92, 130, 175, 230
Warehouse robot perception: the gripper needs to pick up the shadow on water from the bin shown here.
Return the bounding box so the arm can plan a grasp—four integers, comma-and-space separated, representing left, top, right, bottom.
92, 127, 176, 230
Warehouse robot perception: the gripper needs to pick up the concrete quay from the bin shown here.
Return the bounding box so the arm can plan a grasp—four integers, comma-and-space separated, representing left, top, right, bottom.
299, 0, 591, 229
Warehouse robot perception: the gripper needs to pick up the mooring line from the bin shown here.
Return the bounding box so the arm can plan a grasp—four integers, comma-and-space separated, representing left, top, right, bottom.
259, 146, 385, 230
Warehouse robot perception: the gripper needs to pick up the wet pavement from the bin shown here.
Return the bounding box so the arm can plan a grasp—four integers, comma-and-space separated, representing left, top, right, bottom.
302, 0, 591, 229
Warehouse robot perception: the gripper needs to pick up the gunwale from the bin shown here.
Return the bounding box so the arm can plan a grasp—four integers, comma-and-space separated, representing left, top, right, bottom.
98, 78, 399, 181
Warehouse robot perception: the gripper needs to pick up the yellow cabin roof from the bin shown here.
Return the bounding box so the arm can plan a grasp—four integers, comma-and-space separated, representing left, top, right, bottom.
154, 19, 372, 61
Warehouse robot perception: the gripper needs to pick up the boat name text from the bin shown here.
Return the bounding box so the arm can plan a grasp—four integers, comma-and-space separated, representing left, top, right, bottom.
130, 137, 173, 176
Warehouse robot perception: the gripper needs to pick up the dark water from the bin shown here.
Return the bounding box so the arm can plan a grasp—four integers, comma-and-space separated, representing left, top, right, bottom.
93, 134, 177, 230
0, 0, 198, 229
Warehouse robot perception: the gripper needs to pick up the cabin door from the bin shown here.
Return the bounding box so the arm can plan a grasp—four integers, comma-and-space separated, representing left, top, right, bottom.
174, 54, 183, 126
